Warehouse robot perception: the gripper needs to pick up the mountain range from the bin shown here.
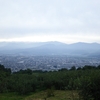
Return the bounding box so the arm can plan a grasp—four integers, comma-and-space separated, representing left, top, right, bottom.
0, 41, 100, 57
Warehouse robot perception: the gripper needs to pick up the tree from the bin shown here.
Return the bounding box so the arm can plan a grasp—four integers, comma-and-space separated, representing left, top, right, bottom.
70, 66, 76, 71
79, 71, 100, 100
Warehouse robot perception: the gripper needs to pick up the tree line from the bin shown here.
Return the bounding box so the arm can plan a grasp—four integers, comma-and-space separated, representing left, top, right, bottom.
0, 64, 100, 100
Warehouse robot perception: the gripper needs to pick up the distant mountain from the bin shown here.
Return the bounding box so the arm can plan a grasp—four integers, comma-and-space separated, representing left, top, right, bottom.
0, 41, 100, 56
66, 42, 100, 56
68, 42, 100, 50
0, 42, 45, 50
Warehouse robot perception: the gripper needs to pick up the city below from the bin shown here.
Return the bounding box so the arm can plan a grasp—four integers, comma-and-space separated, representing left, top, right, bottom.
0, 42, 100, 72
0, 55, 100, 72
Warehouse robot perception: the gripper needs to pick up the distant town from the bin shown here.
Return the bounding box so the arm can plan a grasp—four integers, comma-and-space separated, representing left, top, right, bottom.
0, 55, 100, 72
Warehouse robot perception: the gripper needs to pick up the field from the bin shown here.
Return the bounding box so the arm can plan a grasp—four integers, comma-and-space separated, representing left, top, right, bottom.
0, 90, 79, 100
0, 92, 25, 100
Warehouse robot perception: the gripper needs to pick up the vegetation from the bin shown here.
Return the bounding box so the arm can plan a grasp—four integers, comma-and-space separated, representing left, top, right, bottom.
0, 93, 25, 100
0, 64, 100, 100
0, 90, 79, 100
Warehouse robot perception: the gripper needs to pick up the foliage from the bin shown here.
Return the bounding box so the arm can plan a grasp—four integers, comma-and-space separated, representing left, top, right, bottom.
79, 71, 100, 100
0, 64, 100, 100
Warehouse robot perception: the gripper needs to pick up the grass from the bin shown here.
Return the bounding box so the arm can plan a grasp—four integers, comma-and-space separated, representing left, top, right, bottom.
25, 90, 79, 100
0, 92, 26, 100
0, 90, 79, 100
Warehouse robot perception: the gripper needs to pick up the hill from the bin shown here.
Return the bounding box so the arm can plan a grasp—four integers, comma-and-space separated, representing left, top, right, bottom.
0, 41, 100, 56
0, 90, 79, 100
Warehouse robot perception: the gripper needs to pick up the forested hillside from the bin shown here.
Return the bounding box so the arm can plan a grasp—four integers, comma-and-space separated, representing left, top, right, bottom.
0, 64, 100, 100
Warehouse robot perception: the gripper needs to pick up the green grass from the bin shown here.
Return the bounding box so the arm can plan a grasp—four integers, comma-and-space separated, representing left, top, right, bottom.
0, 92, 26, 100
0, 90, 79, 100
25, 90, 79, 100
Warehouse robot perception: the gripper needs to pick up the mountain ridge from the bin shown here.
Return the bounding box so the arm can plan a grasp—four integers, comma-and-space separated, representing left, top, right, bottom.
0, 41, 100, 56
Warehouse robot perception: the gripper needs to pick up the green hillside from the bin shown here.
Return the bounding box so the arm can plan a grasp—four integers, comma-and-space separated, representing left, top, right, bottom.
0, 90, 79, 100
0, 64, 100, 100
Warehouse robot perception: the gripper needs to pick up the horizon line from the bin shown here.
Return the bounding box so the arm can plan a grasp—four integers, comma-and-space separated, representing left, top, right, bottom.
0, 41, 100, 44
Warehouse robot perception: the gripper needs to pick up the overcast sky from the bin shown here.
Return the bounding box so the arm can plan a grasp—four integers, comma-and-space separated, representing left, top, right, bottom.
0, 0, 100, 43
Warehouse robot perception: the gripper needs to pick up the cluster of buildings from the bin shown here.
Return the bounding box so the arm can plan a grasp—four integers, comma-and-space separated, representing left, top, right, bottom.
0, 55, 100, 72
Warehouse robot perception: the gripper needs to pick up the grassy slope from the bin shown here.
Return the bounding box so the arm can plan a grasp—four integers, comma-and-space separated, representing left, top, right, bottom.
26, 90, 79, 100
0, 93, 26, 100
0, 90, 79, 100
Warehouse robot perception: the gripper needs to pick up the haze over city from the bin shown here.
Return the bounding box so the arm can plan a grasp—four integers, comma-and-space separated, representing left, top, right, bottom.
0, 0, 100, 44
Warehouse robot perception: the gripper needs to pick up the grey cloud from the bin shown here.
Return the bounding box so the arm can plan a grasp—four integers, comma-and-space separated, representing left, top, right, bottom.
0, 0, 100, 42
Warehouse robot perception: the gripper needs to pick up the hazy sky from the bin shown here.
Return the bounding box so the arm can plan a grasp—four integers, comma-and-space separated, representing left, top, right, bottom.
0, 0, 100, 43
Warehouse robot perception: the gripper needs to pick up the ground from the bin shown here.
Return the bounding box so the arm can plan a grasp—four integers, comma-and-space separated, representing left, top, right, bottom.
0, 90, 79, 100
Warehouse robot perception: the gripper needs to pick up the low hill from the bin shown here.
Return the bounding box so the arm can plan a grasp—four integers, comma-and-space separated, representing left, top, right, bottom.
0, 41, 100, 56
